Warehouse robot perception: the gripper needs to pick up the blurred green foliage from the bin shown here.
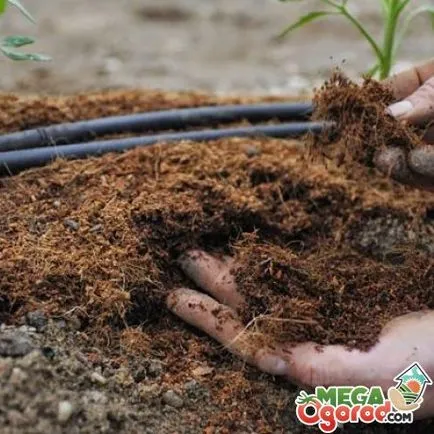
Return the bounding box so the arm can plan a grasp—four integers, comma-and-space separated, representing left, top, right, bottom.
0, 0, 50, 61
278, 0, 434, 79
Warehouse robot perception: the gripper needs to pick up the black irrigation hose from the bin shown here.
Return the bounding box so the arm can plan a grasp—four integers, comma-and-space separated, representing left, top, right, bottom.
0, 121, 326, 175
0, 102, 314, 152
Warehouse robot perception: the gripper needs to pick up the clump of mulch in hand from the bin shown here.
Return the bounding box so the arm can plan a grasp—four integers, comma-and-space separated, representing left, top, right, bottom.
310, 71, 425, 167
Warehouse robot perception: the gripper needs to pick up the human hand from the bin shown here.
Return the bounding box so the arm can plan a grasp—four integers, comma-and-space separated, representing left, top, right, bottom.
375, 59, 434, 190
167, 250, 434, 419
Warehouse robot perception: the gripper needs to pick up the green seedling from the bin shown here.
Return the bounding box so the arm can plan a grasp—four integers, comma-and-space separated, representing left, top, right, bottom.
278, 0, 434, 79
0, 0, 50, 61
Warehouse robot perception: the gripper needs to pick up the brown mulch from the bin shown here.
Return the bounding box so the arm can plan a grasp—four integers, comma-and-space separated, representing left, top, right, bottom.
0, 86, 433, 432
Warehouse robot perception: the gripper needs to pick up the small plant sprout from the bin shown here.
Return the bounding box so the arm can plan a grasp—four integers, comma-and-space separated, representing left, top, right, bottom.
0, 0, 50, 61
278, 0, 434, 79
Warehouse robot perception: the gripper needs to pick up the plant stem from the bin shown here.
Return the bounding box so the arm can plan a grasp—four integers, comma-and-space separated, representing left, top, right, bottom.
339, 5, 384, 70
380, 0, 401, 79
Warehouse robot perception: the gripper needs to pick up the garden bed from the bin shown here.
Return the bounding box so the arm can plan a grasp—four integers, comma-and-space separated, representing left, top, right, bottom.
0, 89, 433, 433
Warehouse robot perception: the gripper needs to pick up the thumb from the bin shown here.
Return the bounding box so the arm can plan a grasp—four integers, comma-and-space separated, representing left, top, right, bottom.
387, 75, 434, 125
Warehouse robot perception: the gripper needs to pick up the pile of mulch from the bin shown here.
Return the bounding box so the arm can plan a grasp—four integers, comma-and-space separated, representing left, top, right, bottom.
0, 86, 433, 431
0, 85, 433, 348
0, 89, 286, 134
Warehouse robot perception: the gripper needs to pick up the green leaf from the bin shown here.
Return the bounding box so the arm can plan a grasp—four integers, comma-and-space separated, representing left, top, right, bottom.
0, 0, 6, 14
7, 0, 35, 23
278, 11, 338, 38
396, 5, 434, 52
0, 46, 51, 61
403, 5, 434, 28
2, 35, 34, 47
396, 0, 411, 15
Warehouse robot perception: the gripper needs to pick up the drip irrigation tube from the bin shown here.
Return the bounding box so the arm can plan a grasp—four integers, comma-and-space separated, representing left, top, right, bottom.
0, 121, 326, 175
0, 102, 313, 152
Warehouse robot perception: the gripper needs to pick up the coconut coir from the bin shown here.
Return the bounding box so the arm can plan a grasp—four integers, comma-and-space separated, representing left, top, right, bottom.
309, 71, 425, 168
0, 88, 433, 361
230, 74, 434, 351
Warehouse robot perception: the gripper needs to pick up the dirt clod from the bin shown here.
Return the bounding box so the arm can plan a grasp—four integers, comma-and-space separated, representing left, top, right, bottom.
162, 389, 184, 408
0, 332, 35, 358
90, 371, 107, 386
25, 311, 47, 332
57, 401, 75, 424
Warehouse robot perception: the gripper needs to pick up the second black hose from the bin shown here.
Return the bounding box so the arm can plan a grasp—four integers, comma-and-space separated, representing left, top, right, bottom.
0, 121, 325, 175
0, 102, 313, 152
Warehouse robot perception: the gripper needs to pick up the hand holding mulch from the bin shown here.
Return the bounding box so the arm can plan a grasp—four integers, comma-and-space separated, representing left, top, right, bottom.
375, 59, 434, 190
165, 65, 434, 420
167, 250, 434, 420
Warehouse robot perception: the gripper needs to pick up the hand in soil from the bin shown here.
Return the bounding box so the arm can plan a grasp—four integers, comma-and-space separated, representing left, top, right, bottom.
167, 250, 434, 419
375, 59, 434, 189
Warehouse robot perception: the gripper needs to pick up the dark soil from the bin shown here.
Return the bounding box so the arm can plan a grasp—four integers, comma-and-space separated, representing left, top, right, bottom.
0, 89, 433, 433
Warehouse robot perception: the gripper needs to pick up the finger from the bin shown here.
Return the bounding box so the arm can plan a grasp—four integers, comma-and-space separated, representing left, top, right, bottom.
422, 124, 434, 144
178, 250, 244, 309
374, 147, 434, 190
388, 76, 434, 125
374, 147, 415, 184
386, 59, 434, 101
408, 145, 434, 178
382, 311, 434, 420
167, 288, 288, 376
287, 342, 379, 388
288, 310, 434, 389
381, 310, 434, 338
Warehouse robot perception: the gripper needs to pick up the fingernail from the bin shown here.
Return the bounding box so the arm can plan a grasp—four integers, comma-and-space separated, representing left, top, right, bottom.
176, 253, 189, 267
258, 355, 288, 376
166, 290, 181, 310
386, 100, 413, 119
176, 251, 197, 268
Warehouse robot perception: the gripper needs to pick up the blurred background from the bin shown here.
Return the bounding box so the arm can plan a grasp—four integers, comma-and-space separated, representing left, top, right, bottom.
0, 0, 432, 95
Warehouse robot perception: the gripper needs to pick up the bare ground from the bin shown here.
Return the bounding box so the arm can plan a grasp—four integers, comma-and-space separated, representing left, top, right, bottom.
0, 0, 433, 94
